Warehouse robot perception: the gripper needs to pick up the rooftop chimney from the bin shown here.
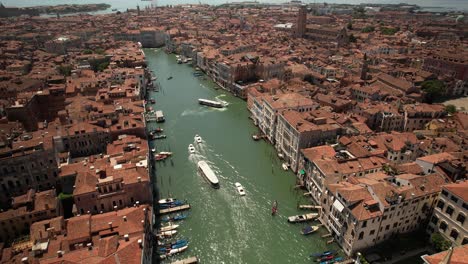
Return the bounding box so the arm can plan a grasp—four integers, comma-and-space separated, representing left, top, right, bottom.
21, 257, 28, 263
87, 243, 92, 250
124, 234, 129, 241
57, 251, 63, 257
123, 216, 127, 222
138, 239, 143, 248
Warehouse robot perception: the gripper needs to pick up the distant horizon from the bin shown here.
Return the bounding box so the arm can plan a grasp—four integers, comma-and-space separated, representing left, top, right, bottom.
1, 0, 467, 12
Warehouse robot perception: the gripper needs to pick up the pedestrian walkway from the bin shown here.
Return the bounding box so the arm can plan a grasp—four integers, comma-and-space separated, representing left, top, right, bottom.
379, 247, 430, 264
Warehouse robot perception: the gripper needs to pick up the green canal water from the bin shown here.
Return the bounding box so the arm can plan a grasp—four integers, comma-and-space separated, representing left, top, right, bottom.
145, 49, 340, 264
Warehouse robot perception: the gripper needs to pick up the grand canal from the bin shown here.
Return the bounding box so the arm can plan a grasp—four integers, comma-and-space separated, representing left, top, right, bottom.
145, 49, 340, 263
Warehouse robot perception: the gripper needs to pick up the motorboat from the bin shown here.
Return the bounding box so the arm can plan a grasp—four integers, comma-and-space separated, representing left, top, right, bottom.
159, 224, 179, 232
282, 163, 289, 171
301, 225, 319, 235
157, 238, 187, 247
167, 76, 173, 80
188, 144, 195, 154
198, 98, 224, 108
235, 182, 246, 196
197, 160, 219, 188
310, 250, 336, 258
161, 214, 188, 222
156, 230, 177, 237
151, 134, 167, 140
287, 213, 318, 223
159, 198, 176, 204
159, 245, 188, 257
157, 240, 188, 252
194, 135, 202, 143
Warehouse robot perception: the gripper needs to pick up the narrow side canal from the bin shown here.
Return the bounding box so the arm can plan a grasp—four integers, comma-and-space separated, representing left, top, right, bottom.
145, 49, 340, 263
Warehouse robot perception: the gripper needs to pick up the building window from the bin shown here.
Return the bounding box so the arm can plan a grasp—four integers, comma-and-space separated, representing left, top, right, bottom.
362, 221, 367, 228
386, 225, 390, 230
441, 190, 448, 197
439, 222, 448, 232
431, 216, 439, 225
463, 238, 468, 245
450, 229, 459, 240
456, 214, 465, 225
450, 196, 459, 203
437, 200, 445, 210
358, 232, 364, 240
446, 206, 454, 216
370, 230, 375, 235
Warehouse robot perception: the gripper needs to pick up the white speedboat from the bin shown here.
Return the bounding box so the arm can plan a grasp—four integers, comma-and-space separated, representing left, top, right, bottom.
287, 213, 319, 223
235, 182, 246, 196
159, 224, 179, 232
188, 144, 195, 154
157, 230, 177, 237
194, 134, 202, 143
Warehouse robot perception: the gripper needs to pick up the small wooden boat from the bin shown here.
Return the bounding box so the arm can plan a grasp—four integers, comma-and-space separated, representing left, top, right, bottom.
167, 76, 173, 80
155, 154, 169, 161
301, 225, 319, 235
287, 213, 318, 223
271, 200, 278, 216
160, 200, 185, 208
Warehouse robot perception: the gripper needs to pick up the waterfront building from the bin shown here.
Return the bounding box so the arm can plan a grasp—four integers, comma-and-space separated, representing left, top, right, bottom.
251, 93, 316, 143
275, 109, 341, 172
320, 173, 445, 256
427, 181, 468, 246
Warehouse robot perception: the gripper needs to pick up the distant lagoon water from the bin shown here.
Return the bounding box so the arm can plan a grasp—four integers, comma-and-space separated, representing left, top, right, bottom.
2, 0, 467, 13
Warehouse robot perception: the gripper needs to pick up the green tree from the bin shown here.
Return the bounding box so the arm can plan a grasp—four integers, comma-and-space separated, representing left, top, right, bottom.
349, 34, 357, 43
361, 26, 375, 33
94, 48, 105, 55
422, 80, 446, 103
57, 65, 72, 76
445, 104, 457, 114
347, 22, 353, 30
380, 26, 399, 35
431, 233, 451, 252
97, 62, 110, 72
83, 49, 93, 54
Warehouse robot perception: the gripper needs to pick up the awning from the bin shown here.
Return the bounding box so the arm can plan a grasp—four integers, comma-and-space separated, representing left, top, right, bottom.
299, 169, 305, 175
333, 199, 345, 213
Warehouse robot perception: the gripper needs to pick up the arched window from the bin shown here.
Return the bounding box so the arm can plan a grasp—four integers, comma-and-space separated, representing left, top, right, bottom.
439, 221, 448, 232
450, 229, 459, 240
358, 232, 364, 240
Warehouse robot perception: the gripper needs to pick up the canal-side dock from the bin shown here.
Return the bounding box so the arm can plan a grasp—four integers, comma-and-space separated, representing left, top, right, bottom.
159, 204, 191, 215
171, 256, 199, 264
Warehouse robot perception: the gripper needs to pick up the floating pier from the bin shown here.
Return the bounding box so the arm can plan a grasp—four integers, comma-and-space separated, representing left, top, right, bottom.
298, 205, 322, 210
159, 204, 191, 215
171, 257, 199, 264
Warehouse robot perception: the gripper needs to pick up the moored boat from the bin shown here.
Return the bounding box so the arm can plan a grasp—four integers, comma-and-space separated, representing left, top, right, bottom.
301, 225, 319, 235
156, 230, 177, 237
194, 134, 202, 143
272, 200, 278, 216
151, 134, 167, 140
159, 224, 179, 232
282, 163, 289, 171
310, 250, 336, 258
161, 213, 188, 222
287, 213, 318, 223
197, 160, 219, 188
167, 76, 173, 80
159, 198, 176, 204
